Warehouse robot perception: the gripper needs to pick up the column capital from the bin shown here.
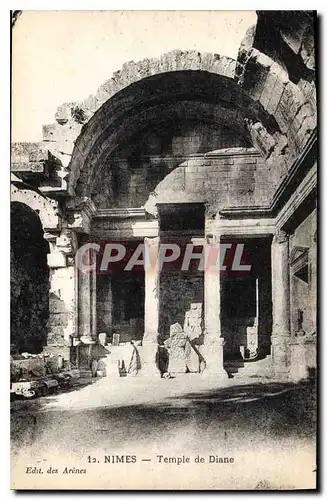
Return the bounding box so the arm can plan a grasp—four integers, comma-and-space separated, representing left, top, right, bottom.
204, 202, 217, 220
144, 236, 160, 246
66, 196, 97, 234
43, 230, 58, 245
205, 233, 220, 245
45, 229, 78, 268
66, 196, 96, 214
56, 229, 78, 256
273, 229, 289, 244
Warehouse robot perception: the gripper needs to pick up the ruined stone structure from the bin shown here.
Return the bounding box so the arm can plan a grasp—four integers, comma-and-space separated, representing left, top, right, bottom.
11, 12, 317, 382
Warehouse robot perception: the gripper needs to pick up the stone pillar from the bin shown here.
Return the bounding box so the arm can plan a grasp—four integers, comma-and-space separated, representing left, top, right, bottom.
65, 197, 97, 343
203, 234, 228, 379
271, 230, 291, 377
91, 247, 97, 339
246, 278, 259, 358
45, 230, 77, 359
141, 236, 161, 376
78, 245, 96, 344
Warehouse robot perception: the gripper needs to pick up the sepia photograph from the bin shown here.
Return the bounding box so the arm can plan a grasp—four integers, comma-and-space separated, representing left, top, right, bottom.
10, 9, 317, 490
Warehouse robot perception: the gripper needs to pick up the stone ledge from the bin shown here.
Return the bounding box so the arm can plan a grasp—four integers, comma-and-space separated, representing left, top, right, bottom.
52, 50, 236, 131
94, 207, 148, 219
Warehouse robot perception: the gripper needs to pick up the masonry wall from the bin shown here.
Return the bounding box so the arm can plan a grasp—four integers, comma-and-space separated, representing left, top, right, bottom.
159, 273, 204, 340
145, 150, 272, 214
220, 239, 272, 359
90, 121, 275, 213
96, 272, 144, 343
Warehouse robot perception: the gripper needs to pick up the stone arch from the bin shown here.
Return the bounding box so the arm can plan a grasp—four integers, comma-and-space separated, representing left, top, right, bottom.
11, 201, 50, 353
65, 59, 254, 197
235, 13, 316, 163
67, 76, 273, 197
55, 49, 236, 125
43, 49, 316, 199
87, 99, 250, 198
11, 184, 60, 231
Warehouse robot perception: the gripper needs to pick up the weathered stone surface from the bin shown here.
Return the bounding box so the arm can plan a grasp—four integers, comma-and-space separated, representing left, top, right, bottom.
140, 147, 275, 216
12, 142, 47, 165
11, 142, 49, 176
55, 103, 72, 124
296, 115, 316, 147
184, 303, 203, 341
48, 266, 76, 345
93, 50, 236, 109
300, 21, 315, 67
271, 335, 291, 377
235, 24, 257, 83
11, 185, 60, 230
43, 121, 82, 144
245, 120, 276, 159
289, 339, 310, 382
234, 14, 317, 164
92, 123, 251, 210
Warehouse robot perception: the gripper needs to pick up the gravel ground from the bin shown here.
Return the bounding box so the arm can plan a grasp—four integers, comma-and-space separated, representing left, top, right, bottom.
11, 375, 317, 490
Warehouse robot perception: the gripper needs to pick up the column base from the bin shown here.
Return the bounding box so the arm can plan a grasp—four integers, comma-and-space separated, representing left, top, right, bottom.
201, 337, 228, 380
289, 338, 310, 382
202, 366, 229, 380
139, 342, 161, 377
80, 336, 96, 345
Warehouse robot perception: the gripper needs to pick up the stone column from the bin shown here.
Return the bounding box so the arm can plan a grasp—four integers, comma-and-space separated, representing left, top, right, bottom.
141, 236, 161, 376
203, 234, 228, 379
246, 278, 259, 358
64, 197, 98, 344
91, 247, 97, 339
271, 230, 291, 377
78, 245, 96, 344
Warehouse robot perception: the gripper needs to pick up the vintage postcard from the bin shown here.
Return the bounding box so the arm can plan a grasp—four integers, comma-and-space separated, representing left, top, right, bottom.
10, 10, 317, 490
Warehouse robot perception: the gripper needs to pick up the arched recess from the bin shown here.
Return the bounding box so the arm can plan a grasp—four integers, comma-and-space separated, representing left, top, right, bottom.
42, 49, 315, 203
67, 69, 278, 199
11, 202, 50, 353
47, 50, 296, 198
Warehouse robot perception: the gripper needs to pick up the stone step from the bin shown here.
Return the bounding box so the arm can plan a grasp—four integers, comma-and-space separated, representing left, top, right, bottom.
227, 356, 274, 379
